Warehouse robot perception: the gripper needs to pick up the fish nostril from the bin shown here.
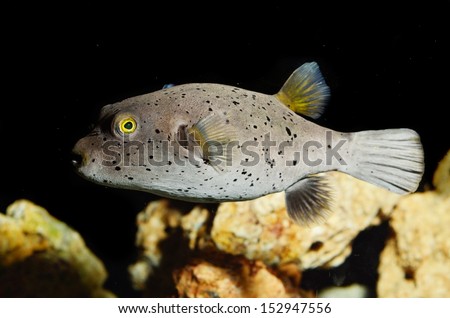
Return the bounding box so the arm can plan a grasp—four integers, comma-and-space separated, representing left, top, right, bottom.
72, 152, 84, 168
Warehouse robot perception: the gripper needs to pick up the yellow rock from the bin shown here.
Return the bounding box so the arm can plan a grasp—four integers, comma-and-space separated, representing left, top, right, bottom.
173, 254, 309, 298
378, 150, 450, 297
0, 199, 112, 297
433, 149, 450, 195
180, 206, 210, 250
377, 192, 450, 297
128, 199, 184, 291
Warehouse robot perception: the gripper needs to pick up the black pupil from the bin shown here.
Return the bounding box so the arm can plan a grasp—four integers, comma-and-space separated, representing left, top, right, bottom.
124, 121, 133, 130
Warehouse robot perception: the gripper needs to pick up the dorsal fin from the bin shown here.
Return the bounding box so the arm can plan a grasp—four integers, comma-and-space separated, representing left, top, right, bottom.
275, 62, 330, 119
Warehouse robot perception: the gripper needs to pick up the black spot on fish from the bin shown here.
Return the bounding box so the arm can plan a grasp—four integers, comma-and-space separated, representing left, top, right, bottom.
208, 107, 213, 111
233, 179, 237, 182
115, 166, 121, 171
232, 101, 240, 105
266, 116, 271, 122
128, 177, 134, 180
146, 168, 151, 171
285, 127, 292, 136
155, 129, 160, 134
253, 125, 257, 129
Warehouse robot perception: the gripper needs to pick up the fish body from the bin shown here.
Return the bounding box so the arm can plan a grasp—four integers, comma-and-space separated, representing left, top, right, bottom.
73, 63, 424, 223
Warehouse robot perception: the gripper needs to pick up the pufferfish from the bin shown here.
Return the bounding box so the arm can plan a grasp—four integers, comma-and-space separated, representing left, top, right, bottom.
72, 62, 424, 223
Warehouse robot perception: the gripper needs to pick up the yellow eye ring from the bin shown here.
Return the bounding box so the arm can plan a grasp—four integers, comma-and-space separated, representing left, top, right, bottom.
118, 117, 137, 134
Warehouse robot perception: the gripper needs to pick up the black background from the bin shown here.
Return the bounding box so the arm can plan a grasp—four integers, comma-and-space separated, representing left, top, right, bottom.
2, 3, 449, 296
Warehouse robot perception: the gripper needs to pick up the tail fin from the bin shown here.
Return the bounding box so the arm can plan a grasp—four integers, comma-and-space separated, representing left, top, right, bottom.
344, 129, 424, 194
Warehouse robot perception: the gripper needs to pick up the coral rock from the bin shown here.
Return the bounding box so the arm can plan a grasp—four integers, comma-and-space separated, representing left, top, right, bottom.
128, 199, 184, 291
377, 192, 450, 297
318, 283, 369, 298
378, 150, 450, 297
211, 171, 400, 269
0, 200, 112, 297
433, 149, 450, 195
173, 254, 308, 298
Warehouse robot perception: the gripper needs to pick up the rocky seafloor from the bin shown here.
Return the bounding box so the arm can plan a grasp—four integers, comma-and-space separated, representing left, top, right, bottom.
1, 150, 449, 297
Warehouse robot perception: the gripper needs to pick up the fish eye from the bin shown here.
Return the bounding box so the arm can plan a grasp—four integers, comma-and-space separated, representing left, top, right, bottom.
118, 117, 137, 134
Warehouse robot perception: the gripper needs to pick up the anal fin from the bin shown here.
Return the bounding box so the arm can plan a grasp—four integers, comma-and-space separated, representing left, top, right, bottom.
285, 175, 332, 224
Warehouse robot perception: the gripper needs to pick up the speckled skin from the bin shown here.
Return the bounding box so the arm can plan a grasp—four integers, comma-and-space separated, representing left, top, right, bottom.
73, 83, 351, 202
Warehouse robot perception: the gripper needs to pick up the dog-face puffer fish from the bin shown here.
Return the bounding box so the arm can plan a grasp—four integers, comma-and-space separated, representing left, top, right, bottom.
73, 62, 424, 223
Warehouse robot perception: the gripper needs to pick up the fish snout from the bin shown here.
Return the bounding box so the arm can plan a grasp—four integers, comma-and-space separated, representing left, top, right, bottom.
71, 140, 89, 169
71, 151, 84, 169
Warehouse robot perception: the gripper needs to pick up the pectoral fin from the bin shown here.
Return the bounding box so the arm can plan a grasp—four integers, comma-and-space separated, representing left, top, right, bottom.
187, 115, 236, 172
285, 175, 332, 224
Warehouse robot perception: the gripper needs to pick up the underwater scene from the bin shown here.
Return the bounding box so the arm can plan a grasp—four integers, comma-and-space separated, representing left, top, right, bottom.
1, 4, 449, 297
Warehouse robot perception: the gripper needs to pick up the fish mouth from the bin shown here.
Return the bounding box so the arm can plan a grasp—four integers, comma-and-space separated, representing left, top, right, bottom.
71, 148, 88, 169
71, 152, 83, 168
